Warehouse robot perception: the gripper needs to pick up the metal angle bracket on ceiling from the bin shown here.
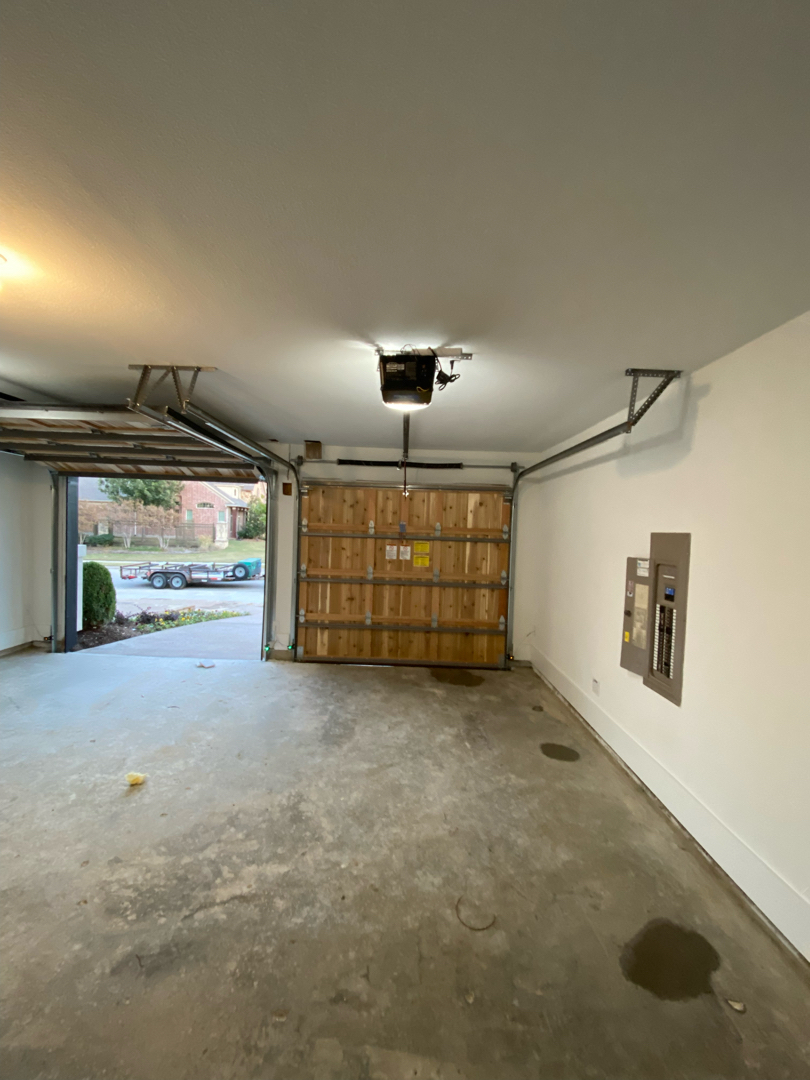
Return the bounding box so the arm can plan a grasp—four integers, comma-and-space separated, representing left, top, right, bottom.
625, 368, 681, 430
127, 364, 218, 412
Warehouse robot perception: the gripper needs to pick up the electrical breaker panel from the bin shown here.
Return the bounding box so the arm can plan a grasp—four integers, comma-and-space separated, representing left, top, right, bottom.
620, 533, 690, 706
620, 556, 652, 676
643, 533, 690, 706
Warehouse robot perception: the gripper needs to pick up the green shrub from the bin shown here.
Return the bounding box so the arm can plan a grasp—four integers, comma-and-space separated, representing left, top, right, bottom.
86, 532, 116, 546
83, 561, 117, 629
238, 499, 267, 539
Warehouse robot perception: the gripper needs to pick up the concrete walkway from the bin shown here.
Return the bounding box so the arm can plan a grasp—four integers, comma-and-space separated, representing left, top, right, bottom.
92, 609, 263, 660
1, 650, 808, 1080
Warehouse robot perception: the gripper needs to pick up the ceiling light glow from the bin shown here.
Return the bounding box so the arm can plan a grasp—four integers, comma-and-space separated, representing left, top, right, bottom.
382, 400, 431, 412
0, 248, 41, 284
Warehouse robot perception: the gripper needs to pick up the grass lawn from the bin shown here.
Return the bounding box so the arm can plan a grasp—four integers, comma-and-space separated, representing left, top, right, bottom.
87, 538, 266, 564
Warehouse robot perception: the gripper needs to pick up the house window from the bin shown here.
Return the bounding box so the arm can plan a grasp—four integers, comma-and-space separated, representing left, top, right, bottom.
218, 510, 226, 522
197, 501, 214, 508
185, 510, 193, 522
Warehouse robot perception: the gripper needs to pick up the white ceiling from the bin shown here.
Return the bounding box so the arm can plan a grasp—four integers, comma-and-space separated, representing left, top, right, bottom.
2, 1, 809, 452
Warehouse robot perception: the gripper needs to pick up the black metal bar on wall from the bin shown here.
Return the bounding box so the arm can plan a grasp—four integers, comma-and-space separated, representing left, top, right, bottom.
50, 473, 64, 652
260, 468, 278, 660
335, 459, 464, 469
64, 475, 79, 652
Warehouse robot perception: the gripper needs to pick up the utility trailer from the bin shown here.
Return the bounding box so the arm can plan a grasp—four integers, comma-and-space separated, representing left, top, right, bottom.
120, 558, 262, 590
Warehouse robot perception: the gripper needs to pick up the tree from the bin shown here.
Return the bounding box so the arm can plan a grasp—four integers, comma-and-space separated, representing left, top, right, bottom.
98, 478, 184, 509
238, 496, 267, 539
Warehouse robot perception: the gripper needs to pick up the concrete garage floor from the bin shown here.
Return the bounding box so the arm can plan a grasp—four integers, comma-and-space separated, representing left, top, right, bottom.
1, 654, 808, 1080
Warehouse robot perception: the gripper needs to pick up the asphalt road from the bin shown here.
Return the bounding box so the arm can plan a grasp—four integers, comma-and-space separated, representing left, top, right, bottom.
113, 574, 264, 615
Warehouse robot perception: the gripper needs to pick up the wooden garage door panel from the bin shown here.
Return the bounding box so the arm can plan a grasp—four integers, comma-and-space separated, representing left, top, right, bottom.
303, 487, 404, 531
435, 539, 508, 578
301, 538, 507, 583
438, 586, 507, 626
298, 485, 510, 667
301, 488, 509, 539
300, 585, 503, 629
300, 628, 506, 665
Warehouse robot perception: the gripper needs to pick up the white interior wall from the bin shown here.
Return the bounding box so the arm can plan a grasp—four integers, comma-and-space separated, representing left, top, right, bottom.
512, 312, 810, 959
0, 455, 53, 652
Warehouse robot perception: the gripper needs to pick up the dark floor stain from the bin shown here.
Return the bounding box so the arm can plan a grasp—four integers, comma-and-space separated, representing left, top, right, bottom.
532, 705, 545, 712
430, 668, 484, 687
620, 919, 720, 1000
319, 708, 356, 747
463, 713, 490, 749
540, 742, 580, 761
330, 988, 370, 1011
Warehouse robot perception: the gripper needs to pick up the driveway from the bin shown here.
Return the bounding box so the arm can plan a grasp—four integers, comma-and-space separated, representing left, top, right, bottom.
97, 575, 265, 659
113, 574, 264, 615
91, 608, 264, 659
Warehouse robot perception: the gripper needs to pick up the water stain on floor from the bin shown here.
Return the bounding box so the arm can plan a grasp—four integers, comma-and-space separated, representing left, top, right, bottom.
430, 669, 485, 687
532, 705, 545, 712
540, 743, 580, 761
620, 918, 720, 1000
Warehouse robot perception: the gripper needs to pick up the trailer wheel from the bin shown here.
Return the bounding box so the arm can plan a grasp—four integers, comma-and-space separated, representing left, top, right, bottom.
232, 563, 249, 580
169, 573, 187, 590
150, 572, 167, 589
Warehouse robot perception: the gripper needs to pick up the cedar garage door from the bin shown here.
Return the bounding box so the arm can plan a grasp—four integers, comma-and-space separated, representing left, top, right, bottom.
296, 484, 511, 666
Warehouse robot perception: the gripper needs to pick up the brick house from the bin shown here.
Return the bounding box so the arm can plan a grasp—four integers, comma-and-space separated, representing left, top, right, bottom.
78, 478, 178, 540
78, 478, 264, 545
178, 480, 253, 539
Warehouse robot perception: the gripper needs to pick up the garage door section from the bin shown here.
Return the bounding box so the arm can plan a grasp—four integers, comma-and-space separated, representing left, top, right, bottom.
297, 485, 510, 666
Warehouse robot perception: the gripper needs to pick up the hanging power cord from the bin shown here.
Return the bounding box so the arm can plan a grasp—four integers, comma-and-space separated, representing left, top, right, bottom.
434, 356, 460, 390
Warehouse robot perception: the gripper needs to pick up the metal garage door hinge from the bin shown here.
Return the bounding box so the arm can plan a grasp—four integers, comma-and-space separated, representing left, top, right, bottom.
431, 613, 438, 628
434, 522, 442, 536
501, 570, 507, 585
366, 565, 374, 580
365, 610, 372, 626
502, 524, 509, 539
298, 608, 305, 624
301, 518, 308, 533
433, 567, 440, 583
368, 520, 375, 535
499, 616, 506, 631
299, 563, 307, 578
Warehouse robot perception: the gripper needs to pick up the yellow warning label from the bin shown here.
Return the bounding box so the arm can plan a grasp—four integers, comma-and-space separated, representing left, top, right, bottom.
413, 541, 430, 554
624, 631, 630, 642
413, 555, 430, 567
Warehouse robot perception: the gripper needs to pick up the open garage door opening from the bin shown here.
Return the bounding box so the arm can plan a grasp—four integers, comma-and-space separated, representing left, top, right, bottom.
74, 474, 269, 660
0, 401, 284, 661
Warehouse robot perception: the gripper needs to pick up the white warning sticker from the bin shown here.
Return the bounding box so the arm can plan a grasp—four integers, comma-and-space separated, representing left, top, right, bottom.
385, 545, 398, 560
399, 546, 411, 560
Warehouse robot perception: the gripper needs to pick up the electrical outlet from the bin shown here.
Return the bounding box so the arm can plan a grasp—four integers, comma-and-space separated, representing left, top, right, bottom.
592, 678, 600, 695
